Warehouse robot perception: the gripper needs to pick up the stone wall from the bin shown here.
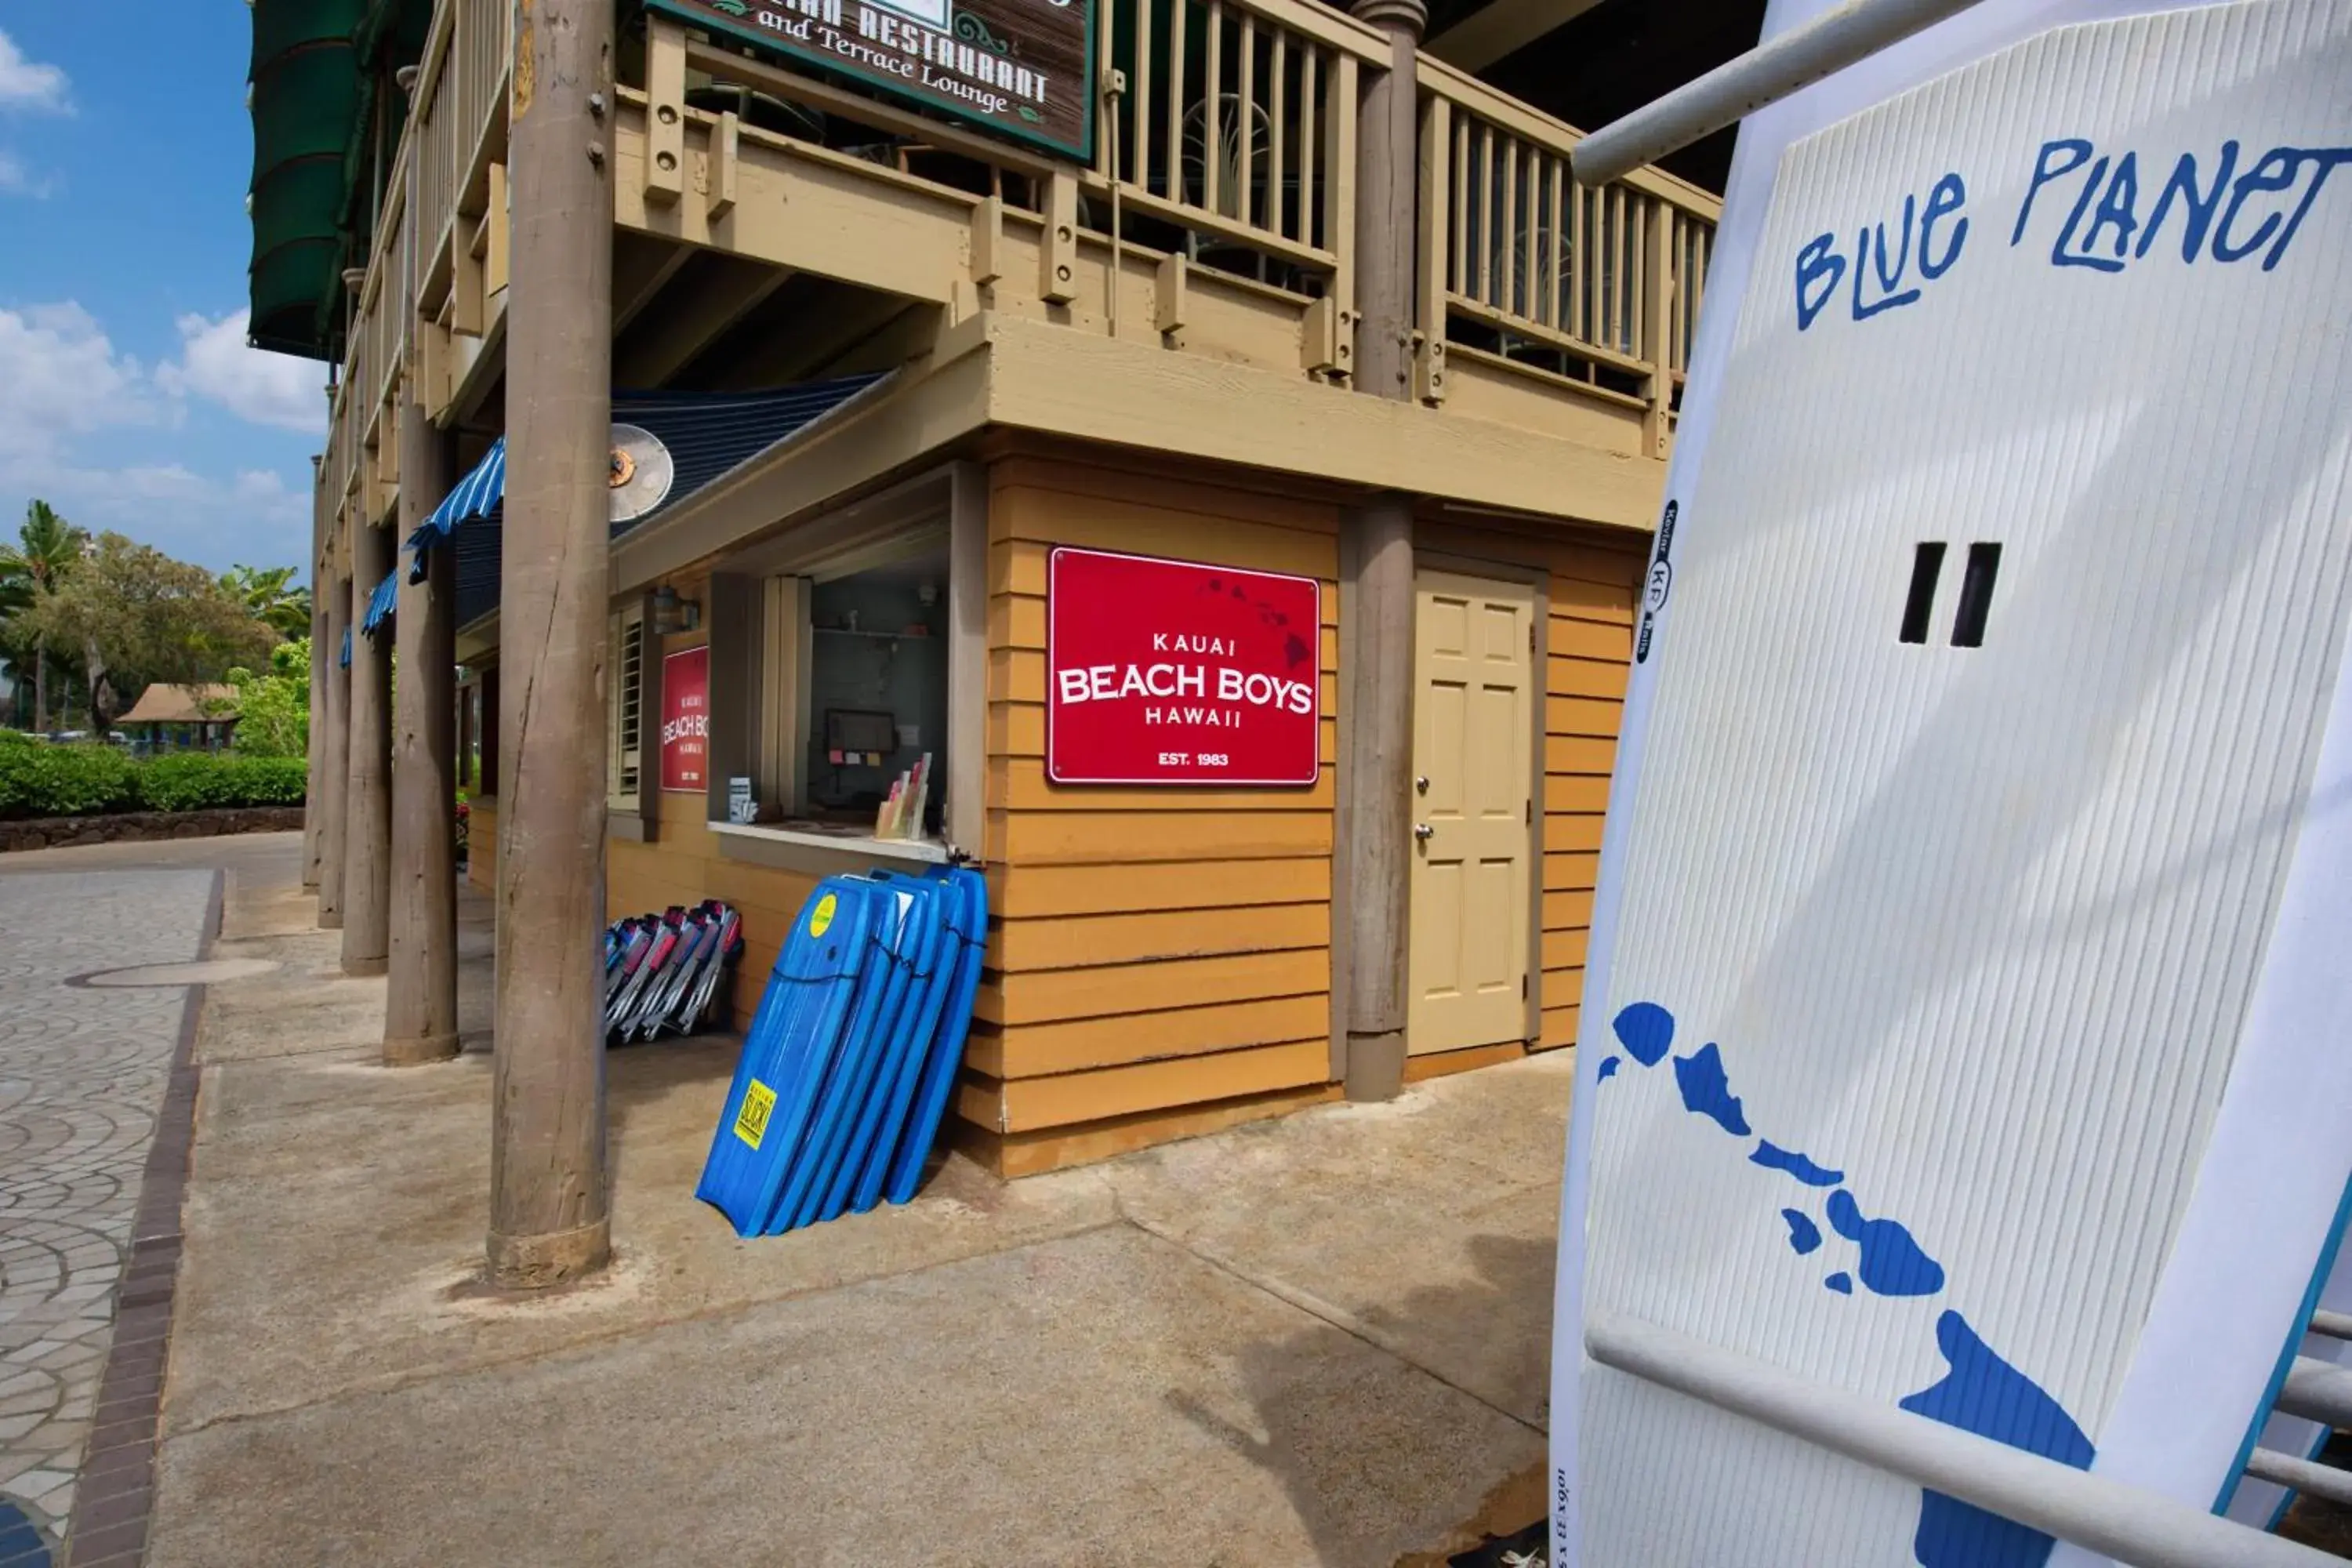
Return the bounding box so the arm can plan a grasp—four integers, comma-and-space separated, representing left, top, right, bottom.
0, 806, 307, 854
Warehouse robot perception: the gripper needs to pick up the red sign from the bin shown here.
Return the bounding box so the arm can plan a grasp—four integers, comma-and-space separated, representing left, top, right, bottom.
1047, 547, 1321, 786
659, 646, 710, 793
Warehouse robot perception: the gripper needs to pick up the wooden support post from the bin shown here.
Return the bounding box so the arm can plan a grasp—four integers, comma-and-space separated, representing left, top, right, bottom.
457, 675, 477, 793
318, 570, 351, 929
1640, 197, 1676, 457
485, 163, 510, 299
1337, 495, 1416, 1100
387, 395, 459, 1067
1350, 0, 1421, 397
478, 663, 499, 795
706, 109, 739, 220
1155, 253, 1189, 341
1336, 0, 1425, 1102
643, 16, 686, 207
1039, 171, 1080, 305
490, 0, 614, 1290
343, 517, 395, 976
1414, 96, 1450, 403
303, 458, 329, 892
971, 194, 1004, 287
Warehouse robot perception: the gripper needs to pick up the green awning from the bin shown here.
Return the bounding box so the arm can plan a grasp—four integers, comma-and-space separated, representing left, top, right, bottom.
248, 0, 365, 360
245, 0, 431, 361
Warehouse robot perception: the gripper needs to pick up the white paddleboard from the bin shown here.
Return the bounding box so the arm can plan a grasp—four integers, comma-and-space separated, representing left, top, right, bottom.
1552, 0, 2352, 1563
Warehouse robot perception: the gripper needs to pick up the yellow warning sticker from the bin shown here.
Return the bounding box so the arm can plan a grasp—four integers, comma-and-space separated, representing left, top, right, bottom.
734, 1080, 777, 1150
808, 893, 838, 939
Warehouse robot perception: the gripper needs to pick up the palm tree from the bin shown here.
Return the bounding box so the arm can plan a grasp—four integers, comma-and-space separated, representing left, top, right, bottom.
220, 564, 313, 641
0, 502, 87, 732
0, 557, 29, 727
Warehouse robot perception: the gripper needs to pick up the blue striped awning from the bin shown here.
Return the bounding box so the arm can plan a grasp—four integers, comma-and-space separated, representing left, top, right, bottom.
368, 374, 889, 641
339, 626, 351, 668
361, 437, 507, 637
407, 437, 506, 565
363, 571, 398, 634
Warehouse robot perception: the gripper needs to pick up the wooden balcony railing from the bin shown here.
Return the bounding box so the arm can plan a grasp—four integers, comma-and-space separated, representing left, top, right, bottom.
1084, 0, 1387, 368
327, 0, 510, 506
322, 0, 1719, 536
1415, 56, 1717, 448
375, 134, 412, 416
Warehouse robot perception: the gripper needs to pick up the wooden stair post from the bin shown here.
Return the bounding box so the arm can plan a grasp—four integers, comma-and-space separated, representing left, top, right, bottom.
488, 0, 615, 1289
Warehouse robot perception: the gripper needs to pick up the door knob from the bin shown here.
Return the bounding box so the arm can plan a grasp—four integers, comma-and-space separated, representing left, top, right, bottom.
1414, 822, 1434, 841
1415, 775, 1430, 793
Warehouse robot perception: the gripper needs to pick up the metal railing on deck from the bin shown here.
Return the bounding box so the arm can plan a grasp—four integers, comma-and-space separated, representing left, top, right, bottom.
1087, 0, 1384, 307
1417, 56, 1716, 422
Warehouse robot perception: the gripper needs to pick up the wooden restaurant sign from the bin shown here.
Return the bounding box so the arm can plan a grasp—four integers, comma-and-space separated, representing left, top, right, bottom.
647, 0, 1096, 164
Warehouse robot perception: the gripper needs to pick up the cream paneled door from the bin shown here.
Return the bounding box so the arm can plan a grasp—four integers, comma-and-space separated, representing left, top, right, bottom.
1408, 569, 1536, 1054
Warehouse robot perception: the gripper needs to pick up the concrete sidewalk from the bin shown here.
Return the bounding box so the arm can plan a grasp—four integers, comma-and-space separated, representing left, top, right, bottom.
147, 863, 1566, 1567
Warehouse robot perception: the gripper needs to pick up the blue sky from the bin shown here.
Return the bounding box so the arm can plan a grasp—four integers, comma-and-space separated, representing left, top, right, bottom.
0, 8, 322, 579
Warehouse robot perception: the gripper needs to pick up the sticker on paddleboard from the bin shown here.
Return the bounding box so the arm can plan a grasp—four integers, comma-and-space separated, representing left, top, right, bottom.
734, 1080, 777, 1149
808, 894, 837, 939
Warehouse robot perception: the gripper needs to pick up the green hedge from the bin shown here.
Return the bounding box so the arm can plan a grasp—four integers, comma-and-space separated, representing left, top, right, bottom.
0, 735, 307, 819
0, 739, 139, 818
135, 753, 310, 813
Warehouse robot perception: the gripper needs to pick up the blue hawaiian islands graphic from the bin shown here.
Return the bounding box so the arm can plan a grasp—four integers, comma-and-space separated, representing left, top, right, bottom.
1673, 1043, 1751, 1134
1827, 1189, 1945, 1298
1603, 1001, 2092, 1568
1613, 1001, 1676, 1066
1753, 1141, 1843, 1185
1901, 1312, 2094, 1567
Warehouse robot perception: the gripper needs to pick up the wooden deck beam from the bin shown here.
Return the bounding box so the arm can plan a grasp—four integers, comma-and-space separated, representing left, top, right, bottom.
612, 232, 695, 338
613, 252, 790, 389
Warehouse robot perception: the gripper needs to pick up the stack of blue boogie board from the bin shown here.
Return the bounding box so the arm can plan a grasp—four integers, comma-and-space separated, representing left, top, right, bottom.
696, 866, 987, 1236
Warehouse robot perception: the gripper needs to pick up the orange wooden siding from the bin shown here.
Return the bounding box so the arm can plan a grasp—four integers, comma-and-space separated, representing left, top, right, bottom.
1541, 539, 1639, 1051
607, 811, 825, 1027
967, 452, 1341, 1144
603, 623, 820, 1027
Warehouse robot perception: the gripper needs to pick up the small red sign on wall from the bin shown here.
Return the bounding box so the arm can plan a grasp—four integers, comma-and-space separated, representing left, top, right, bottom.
660, 645, 710, 793
1047, 547, 1321, 786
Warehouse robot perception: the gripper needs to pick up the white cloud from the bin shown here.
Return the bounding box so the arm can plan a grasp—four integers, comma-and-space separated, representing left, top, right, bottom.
0, 150, 49, 198
0, 303, 158, 463
0, 303, 312, 572
0, 30, 69, 114
7, 459, 311, 575
158, 310, 326, 434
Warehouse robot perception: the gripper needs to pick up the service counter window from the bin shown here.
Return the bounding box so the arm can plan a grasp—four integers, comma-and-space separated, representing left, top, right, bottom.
782, 548, 951, 840
698, 465, 985, 872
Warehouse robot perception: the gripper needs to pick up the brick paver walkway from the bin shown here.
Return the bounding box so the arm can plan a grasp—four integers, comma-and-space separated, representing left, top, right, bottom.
0, 870, 216, 1557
